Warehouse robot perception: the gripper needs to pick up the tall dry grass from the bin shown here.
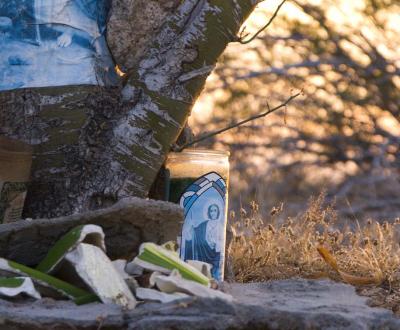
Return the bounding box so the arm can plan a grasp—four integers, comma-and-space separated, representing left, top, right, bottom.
228, 194, 400, 313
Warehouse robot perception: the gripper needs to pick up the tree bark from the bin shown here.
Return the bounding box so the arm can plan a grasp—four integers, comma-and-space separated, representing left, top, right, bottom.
0, 0, 258, 218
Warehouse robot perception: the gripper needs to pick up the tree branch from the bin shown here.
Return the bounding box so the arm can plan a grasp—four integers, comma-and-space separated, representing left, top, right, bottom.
176, 91, 302, 151
237, 0, 287, 44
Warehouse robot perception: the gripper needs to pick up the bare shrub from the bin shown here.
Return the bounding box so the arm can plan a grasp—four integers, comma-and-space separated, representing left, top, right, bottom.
229, 193, 400, 313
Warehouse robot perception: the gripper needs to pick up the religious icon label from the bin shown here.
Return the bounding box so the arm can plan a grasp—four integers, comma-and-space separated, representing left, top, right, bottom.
176, 172, 228, 281
0, 181, 28, 223
0, 137, 32, 223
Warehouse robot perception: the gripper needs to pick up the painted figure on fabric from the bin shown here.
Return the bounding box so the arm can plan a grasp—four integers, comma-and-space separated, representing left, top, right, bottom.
0, 0, 116, 91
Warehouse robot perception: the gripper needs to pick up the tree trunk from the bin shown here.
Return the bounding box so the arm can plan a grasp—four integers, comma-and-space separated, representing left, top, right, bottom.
0, 0, 258, 219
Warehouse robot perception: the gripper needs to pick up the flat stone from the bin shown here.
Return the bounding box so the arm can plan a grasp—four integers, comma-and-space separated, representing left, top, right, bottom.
0, 299, 125, 329
0, 279, 398, 329
0, 198, 183, 266
225, 279, 400, 329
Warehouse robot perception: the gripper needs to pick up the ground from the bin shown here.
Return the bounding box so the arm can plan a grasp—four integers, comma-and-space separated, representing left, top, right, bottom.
0, 279, 399, 329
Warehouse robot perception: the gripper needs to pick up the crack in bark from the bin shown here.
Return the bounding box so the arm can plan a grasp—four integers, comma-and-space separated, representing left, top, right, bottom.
178, 65, 215, 83
181, 0, 208, 33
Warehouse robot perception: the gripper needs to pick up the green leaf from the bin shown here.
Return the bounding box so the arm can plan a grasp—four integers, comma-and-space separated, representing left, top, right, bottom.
36, 225, 105, 274
0, 277, 25, 288
0, 258, 92, 300
137, 243, 210, 286
74, 293, 101, 305
0, 276, 41, 299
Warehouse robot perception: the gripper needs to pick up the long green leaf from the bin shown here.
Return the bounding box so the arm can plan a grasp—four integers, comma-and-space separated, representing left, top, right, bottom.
36, 225, 104, 274
137, 243, 210, 286
6, 259, 91, 299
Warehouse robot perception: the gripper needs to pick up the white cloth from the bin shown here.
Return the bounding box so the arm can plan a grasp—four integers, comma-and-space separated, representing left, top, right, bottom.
206, 220, 221, 253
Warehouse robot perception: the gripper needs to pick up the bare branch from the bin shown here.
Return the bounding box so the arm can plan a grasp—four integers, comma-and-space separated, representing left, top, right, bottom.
175, 91, 302, 151
237, 0, 287, 44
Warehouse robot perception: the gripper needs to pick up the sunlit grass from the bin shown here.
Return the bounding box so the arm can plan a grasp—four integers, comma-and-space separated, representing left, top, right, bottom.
229, 193, 400, 314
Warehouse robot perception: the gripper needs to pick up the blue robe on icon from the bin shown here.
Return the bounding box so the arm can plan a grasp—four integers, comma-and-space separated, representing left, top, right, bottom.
0, 0, 36, 44
75, 0, 111, 31
184, 221, 221, 279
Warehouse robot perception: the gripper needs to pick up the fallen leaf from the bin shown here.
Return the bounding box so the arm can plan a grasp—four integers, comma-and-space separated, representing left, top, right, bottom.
317, 246, 383, 286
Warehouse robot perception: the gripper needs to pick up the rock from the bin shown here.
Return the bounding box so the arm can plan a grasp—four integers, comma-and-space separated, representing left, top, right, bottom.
154, 271, 233, 302
112, 259, 140, 292
0, 198, 183, 266
224, 280, 400, 329
136, 287, 190, 304
0, 299, 125, 329
0, 277, 41, 300
64, 243, 137, 310
0, 279, 399, 329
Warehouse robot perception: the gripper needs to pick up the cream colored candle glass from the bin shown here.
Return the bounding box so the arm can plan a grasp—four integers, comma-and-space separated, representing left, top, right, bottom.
166, 149, 230, 281
0, 137, 32, 223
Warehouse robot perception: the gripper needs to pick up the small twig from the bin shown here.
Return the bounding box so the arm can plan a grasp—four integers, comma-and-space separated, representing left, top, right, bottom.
237, 0, 287, 44
176, 91, 301, 152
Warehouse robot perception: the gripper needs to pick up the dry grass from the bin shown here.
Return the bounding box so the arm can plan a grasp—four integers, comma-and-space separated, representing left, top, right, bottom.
228, 193, 400, 315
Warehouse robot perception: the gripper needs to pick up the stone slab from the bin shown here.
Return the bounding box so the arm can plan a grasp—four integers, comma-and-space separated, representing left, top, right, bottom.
0, 279, 399, 329
0, 198, 183, 266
